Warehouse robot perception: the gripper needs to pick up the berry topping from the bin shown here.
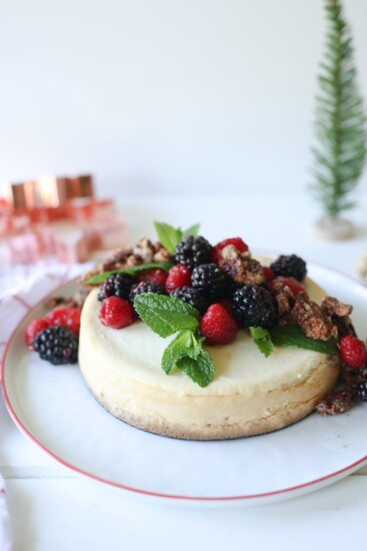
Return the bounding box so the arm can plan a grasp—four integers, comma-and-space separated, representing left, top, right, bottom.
165, 264, 192, 292
98, 273, 133, 302
173, 235, 212, 270
199, 304, 238, 346
232, 284, 277, 329
46, 307, 82, 336
99, 296, 135, 329
269, 276, 306, 296
25, 317, 49, 349
212, 237, 248, 264
340, 335, 367, 368
270, 254, 307, 282
169, 286, 208, 314
191, 263, 231, 299
262, 266, 275, 282
138, 268, 168, 288
129, 281, 167, 304
33, 326, 79, 365
356, 380, 367, 401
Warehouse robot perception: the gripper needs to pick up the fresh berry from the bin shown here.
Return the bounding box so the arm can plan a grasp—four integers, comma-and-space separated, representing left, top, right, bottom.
46, 307, 82, 336
356, 380, 367, 401
199, 304, 238, 346
25, 317, 49, 349
270, 254, 307, 282
98, 273, 133, 302
263, 266, 275, 282
191, 263, 231, 299
173, 235, 212, 270
211, 237, 248, 264
233, 284, 277, 328
129, 281, 166, 304
99, 296, 135, 329
138, 268, 168, 287
340, 336, 367, 368
33, 326, 79, 365
269, 276, 306, 296
169, 286, 208, 314
165, 264, 192, 291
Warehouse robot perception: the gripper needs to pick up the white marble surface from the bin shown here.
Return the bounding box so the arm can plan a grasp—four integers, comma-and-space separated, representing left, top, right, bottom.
1, 193, 367, 550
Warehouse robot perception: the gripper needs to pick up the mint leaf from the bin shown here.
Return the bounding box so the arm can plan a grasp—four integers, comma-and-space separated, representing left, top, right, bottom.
162, 330, 202, 374
249, 327, 273, 358
154, 221, 183, 254
133, 293, 200, 338
183, 223, 200, 237
176, 349, 215, 388
86, 262, 173, 285
270, 324, 339, 355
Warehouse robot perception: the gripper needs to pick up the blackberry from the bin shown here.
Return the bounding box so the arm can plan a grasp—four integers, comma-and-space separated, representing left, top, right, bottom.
173, 235, 212, 270
270, 254, 307, 282
129, 281, 166, 303
191, 263, 231, 299
170, 286, 208, 314
356, 380, 367, 401
232, 284, 277, 328
98, 273, 133, 302
33, 326, 78, 365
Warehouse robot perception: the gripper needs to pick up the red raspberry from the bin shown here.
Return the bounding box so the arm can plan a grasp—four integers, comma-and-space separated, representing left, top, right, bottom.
46, 307, 82, 336
212, 237, 249, 264
199, 304, 238, 346
263, 266, 275, 282
138, 268, 168, 287
25, 317, 49, 349
340, 336, 367, 368
165, 264, 192, 292
269, 276, 306, 296
99, 296, 135, 329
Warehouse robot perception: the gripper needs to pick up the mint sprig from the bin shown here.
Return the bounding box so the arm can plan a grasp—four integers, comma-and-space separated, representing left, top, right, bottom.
269, 324, 339, 355
134, 293, 214, 387
249, 327, 273, 358
154, 221, 200, 254
86, 262, 173, 285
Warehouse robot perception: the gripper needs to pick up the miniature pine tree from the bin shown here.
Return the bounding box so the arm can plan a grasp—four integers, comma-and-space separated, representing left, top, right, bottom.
310, 0, 366, 222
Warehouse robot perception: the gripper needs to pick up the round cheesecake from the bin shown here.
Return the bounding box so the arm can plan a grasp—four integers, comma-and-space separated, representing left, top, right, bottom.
78, 273, 340, 440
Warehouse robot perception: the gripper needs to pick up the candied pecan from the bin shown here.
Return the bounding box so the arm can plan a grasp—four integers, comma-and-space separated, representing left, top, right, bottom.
321, 296, 353, 317
271, 282, 296, 319
153, 242, 172, 263
315, 387, 357, 416
291, 292, 337, 341
132, 238, 155, 263
342, 365, 367, 388
47, 287, 90, 309
218, 245, 266, 285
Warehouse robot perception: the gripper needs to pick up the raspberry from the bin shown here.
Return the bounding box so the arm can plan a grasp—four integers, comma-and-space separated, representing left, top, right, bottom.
211, 237, 248, 264
356, 380, 367, 401
191, 263, 231, 299
99, 296, 135, 329
269, 276, 306, 296
233, 284, 277, 328
129, 282, 166, 303
340, 336, 367, 368
46, 307, 82, 336
173, 235, 212, 270
138, 268, 168, 287
165, 264, 192, 292
98, 273, 133, 302
263, 266, 275, 282
33, 326, 79, 365
199, 304, 238, 346
25, 317, 49, 349
170, 286, 208, 314
270, 254, 307, 282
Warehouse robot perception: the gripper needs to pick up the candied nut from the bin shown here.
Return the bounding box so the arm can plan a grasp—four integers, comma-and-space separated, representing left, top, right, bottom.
321, 296, 353, 317
315, 387, 357, 416
153, 242, 172, 262
132, 238, 155, 263
291, 292, 337, 341
342, 365, 367, 388
218, 245, 265, 285
271, 283, 296, 318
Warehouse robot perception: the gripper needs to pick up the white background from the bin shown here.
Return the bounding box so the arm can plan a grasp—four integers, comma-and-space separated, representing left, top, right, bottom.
1, 0, 367, 204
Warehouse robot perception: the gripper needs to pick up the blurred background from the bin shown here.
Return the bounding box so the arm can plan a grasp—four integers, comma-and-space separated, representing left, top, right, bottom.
1, 0, 366, 199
